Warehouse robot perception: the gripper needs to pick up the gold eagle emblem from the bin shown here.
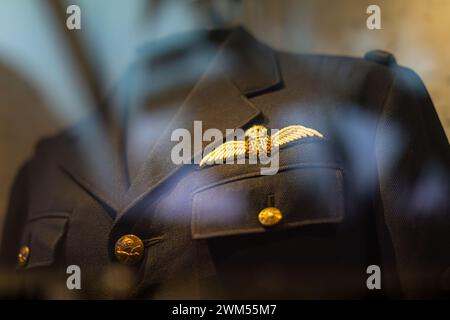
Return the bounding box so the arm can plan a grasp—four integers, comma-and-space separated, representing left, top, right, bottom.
199, 124, 324, 167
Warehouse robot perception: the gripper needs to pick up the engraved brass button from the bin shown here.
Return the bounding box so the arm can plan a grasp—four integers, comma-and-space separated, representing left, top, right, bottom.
114, 234, 144, 265
17, 245, 30, 267
258, 207, 283, 227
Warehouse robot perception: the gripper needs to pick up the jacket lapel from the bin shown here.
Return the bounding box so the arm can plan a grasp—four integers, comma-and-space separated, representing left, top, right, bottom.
120, 27, 282, 216
58, 115, 128, 215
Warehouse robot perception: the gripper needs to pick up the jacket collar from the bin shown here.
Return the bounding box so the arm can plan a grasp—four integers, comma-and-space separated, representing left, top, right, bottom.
59, 27, 282, 217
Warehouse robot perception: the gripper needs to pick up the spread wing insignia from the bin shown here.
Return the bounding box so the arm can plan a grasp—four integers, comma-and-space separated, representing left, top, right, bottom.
199, 124, 323, 167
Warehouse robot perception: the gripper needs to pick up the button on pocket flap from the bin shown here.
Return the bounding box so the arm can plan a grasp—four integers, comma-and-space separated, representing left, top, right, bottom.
192, 165, 344, 239
19, 214, 69, 269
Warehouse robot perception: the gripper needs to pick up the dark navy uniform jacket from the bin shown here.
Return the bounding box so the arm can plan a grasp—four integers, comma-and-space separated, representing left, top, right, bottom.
1, 27, 449, 299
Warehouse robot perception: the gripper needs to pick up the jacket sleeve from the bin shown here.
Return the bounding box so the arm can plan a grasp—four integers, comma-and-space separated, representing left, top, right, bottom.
375, 66, 450, 298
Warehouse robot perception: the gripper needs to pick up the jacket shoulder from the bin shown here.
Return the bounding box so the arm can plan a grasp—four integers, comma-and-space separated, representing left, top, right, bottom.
275, 48, 401, 69
274, 48, 427, 93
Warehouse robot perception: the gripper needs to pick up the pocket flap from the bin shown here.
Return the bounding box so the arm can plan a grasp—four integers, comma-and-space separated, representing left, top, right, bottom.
19, 215, 69, 269
192, 165, 344, 239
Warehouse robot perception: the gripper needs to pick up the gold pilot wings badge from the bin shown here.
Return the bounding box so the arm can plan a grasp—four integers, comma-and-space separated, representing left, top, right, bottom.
199, 124, 324, 167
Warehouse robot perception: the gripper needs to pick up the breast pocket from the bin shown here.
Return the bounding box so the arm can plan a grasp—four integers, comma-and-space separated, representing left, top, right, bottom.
191, 164, 344, 239
18, 212, 69, 270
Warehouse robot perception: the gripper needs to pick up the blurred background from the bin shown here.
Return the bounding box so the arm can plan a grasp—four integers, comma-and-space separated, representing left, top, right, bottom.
0, 0, 449, 238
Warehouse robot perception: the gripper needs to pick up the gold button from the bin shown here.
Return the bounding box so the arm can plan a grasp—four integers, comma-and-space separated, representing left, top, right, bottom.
17, 245, 30, 267
258, 207, 283, 227
114, 234, 144, 265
